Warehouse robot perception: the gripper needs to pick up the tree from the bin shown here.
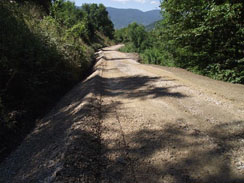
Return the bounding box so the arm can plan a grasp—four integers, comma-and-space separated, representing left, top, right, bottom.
159, 0, 244, 82
81, 3, 114, 39
16, 0, 51, 13
127, 23, 148, 52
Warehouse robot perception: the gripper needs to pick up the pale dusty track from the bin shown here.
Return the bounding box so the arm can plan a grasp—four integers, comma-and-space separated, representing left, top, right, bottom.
0, 45, 244, 183
99, 45, 244, 183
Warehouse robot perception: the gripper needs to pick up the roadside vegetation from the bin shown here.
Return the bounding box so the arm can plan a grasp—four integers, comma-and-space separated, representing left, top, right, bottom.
115, 0, 244, 84
0, 0, 114, 161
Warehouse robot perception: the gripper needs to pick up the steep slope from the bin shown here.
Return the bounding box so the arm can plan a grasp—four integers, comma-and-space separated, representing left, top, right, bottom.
0, 1, 113, 164
106, 7, 161, 29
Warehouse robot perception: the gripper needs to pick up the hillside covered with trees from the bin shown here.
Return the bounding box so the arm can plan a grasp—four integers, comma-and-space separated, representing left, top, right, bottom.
0, 0, 114, 161
106, 7, 161, 29
116, 0, 244, 84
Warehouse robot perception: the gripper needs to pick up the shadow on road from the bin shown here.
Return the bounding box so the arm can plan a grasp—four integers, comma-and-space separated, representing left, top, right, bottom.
58, 71, 243, 182
54, 69, 244, 182
103, 57, 132, 61
88, 74, 187, 100
1, 64, 243, 183
100, 119, 244, 183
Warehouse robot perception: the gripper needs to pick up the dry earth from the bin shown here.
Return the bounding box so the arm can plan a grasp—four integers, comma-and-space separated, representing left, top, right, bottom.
0, 45, 244, 183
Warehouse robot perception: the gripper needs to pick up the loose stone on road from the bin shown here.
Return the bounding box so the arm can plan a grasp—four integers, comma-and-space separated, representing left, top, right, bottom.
0, 45, 244, 183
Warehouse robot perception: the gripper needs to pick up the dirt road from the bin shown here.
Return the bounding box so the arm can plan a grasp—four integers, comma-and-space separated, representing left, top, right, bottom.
0, 45, 244, 183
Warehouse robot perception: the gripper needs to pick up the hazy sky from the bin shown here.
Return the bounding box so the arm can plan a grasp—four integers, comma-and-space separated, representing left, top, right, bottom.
72, 0, 161, 11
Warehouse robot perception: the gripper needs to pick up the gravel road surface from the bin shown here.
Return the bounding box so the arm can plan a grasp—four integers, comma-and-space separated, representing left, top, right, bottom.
0, 45, 244, 183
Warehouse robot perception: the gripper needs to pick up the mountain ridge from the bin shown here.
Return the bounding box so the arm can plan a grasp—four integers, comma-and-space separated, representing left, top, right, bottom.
106, 7, 162, 29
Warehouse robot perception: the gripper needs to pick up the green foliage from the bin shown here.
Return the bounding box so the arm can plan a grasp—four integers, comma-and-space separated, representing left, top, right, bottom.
119, 43, 135, 53
116, 0, 244, 84
0, 0, 113, 160
115, 23, 149, 53
204, 59, 244, 83
127, 23, 148, 52
114, 27, 129, 43
158, 0, 244, 83
65, 18, 90, 42
16, 0, 51, 13
81, 3, 114, 39
141, 48, 161, 65
51, 1, 114, 41
51, 0, 82, 28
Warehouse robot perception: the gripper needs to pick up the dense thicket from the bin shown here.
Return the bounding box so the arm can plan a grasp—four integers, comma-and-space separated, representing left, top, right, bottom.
116, 0, 244, 84
16, 0, 51, 13
81, 4, 114, 39
0, 0, 114, 161
115, 23, 150, 53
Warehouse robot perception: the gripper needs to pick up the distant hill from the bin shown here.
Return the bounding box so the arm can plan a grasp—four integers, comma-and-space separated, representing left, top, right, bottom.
106, 7, 162, 29
145, 20, 160, 31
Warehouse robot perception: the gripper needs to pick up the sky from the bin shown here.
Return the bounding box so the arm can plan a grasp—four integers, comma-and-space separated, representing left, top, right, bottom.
72, 0, 161, 12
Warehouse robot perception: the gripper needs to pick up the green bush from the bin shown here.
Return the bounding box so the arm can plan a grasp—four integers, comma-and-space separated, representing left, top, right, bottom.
141, 48, 162, 65
204, 60, 244, 83
119, 43, 136, 53
0, 0, 113, 161
116, 1, 244, 84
